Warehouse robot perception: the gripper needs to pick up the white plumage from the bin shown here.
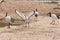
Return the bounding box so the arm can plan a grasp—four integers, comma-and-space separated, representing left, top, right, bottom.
15, 10, 25, 20
51, 14, 57, 19
15, 10, 34, 27
48, 12, 59, 25
35, 11, 39, 15
5, 16, 12, 22
4, 12, 14, 28
26, 11, 34, 19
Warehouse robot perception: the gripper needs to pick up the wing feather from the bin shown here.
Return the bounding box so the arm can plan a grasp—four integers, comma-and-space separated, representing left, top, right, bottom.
26, 11, 34, 19
15, 10, 25, 20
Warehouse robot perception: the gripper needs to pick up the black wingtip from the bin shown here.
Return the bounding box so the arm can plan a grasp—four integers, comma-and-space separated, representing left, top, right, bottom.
11, 18, 15, 23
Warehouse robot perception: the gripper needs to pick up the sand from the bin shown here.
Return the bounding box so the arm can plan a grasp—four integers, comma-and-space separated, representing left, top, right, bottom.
0, 16, 60, 40
0, 0, 60, 40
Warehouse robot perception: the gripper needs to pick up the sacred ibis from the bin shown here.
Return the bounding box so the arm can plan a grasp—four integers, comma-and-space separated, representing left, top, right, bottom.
15, 10, 34, 27
48, 12, 60, 25
4, 12, 15, 28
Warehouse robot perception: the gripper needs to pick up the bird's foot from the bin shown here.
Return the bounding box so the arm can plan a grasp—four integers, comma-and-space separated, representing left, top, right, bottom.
50, 22, 56, 25
24, 25, 29, 27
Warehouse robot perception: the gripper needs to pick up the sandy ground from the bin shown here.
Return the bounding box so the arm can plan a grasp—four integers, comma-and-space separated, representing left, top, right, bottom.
0, 16, 60, 40
0, 0, 60, 40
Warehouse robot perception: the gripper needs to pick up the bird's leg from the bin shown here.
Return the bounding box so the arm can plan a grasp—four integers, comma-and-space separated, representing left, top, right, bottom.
51, 19, 55, 25
34, 17, 37, 22
24, 20, 27, 27
24, 20, 29, 27
26, 22, 28, 27
50, 19, 54, 24
27, 20, 29, 27
53, 20, 55, 25
50, 20, 53, 24
56, 19, 59, 24
8, 23, 10, 28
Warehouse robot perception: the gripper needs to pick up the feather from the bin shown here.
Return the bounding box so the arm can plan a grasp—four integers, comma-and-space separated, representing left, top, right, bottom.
15, 10, 25, 20
26, 11, 34, 19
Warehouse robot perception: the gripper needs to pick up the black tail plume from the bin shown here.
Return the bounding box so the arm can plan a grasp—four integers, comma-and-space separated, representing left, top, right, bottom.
57, 15, 60, 19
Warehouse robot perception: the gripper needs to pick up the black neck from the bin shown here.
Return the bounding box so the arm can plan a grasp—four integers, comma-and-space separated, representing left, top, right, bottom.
48, 12, 51, 17
36, 9, 38, 11
5, 12, 7, 17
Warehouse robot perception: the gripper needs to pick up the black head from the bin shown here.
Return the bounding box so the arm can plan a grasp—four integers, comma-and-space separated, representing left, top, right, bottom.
35, 9, 38, 11
5, 12, 7, 17
48, 12, 51, 17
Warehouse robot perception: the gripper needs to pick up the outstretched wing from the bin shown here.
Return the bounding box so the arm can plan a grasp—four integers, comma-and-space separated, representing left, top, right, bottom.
15, 10, 25, 20
26, 11, 34, 19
